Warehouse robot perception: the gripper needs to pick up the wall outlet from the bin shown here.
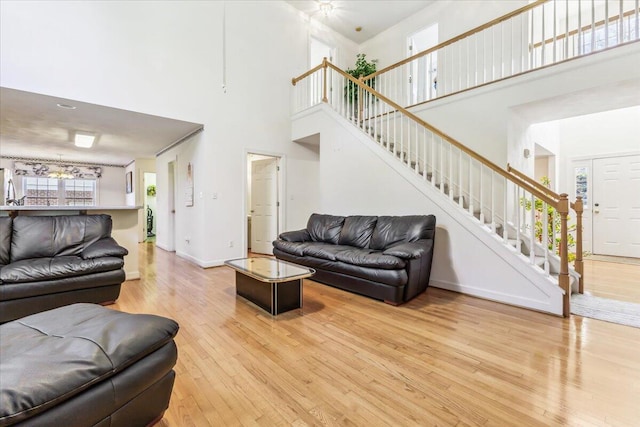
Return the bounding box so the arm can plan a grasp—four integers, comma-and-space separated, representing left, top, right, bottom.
228, 240, 234, 248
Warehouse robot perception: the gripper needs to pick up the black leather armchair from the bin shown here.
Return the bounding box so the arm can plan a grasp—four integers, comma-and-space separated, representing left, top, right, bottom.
0, 215, 128, 323
273, 214, 436, 304
0, 304, 178, 426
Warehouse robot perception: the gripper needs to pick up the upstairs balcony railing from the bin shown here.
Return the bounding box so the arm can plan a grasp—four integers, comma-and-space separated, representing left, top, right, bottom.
292, 60, 584, 316
363, 0, 639, 107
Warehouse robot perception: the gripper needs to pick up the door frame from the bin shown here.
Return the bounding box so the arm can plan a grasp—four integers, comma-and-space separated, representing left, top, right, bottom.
244, 149, 286, 256
166, 160, 176, 252
568, 150, 640, 256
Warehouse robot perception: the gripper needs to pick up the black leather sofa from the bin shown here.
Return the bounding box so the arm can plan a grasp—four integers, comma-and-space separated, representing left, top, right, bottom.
0, 303, 178, 426
273, 214, 436, 304
0, 214, 128, 323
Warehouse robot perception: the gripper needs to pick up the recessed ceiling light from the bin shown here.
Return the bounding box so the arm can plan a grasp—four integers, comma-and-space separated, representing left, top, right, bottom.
75, 131, 96, 148
56, 103, 76, 110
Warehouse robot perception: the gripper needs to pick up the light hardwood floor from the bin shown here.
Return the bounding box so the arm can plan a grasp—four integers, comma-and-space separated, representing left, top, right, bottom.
582, 259, 640, 304
112, 244, 640, 426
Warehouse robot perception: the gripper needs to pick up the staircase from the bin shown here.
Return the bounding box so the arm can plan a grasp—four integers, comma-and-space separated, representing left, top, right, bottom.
287, 0, 640, 315
292, 60, 580, 316
360, 119, 580, 293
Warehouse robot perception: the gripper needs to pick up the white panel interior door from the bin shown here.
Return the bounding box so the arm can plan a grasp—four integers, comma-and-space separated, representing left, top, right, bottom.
592, 155, 640, 257
251, 158, 278, 255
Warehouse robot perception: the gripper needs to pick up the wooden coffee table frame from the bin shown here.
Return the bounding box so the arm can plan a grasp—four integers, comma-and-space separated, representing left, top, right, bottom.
225, 257, 315, 315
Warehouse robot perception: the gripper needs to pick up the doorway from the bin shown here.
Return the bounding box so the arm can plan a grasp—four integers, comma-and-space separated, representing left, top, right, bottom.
143, 172, 157, 243
246, 153, 281, 255
407, 23, 438, 105
310, 37, 335, 104
592, 154, 640, 258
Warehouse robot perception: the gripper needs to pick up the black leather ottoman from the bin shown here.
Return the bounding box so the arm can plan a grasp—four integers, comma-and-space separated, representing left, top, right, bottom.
0, 303, 179, 427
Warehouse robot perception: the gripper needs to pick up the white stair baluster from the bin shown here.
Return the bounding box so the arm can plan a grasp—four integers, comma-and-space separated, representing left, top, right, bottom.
530, 192, 536, 266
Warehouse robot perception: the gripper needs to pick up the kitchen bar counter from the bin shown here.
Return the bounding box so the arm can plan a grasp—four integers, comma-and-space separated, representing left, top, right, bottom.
0, 206, 142, 280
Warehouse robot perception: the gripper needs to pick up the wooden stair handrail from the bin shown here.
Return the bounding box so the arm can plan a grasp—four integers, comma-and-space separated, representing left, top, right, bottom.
319, 61, 559, 207
292, 63, 325, 86
507, 163, 561, 203
364, 0, 549, 81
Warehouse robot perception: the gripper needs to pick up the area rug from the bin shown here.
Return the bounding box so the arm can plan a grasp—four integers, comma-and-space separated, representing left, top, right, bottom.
571, 294, 640, 328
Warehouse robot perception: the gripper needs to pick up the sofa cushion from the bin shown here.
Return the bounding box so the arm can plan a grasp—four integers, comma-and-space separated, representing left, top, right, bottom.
273, 250, 408, 287
272, 240, 312, 257
307, 214, 345, 244
81, 237, 128, 259
0, 256, 124, 284
302, 243, 355, 261
0, 303, 178, 425
0, 217, 12, 266
334, 249, 406, 270
10, 215, 113, 263
338, 216, 377, 248
369, 215, 436, 250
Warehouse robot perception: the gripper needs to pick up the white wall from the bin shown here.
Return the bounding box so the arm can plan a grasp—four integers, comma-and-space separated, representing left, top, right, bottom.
1, 1, 354, 267
558, 106, 640, 158
360, 1, 528, 70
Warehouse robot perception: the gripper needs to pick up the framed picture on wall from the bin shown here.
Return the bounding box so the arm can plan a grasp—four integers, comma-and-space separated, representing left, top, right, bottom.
185, 162, 194, 207
126, 171, 133, 194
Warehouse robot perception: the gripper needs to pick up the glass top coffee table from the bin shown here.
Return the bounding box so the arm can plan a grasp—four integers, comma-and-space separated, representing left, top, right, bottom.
224, 257, 315, 315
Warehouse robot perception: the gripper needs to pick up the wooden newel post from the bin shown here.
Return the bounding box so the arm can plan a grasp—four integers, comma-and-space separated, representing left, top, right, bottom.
322, 57, 328, 103
573, 196, 584, 294
559, 193, 571, 317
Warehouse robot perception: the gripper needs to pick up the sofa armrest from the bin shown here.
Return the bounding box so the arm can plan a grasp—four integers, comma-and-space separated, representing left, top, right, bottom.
278, 229, 311, 243
382, 240, 433, 259
82, 237, 128, 259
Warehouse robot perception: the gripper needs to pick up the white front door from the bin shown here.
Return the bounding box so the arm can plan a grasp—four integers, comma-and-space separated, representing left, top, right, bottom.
592, 155, 640, 257
251, 158, 279, 255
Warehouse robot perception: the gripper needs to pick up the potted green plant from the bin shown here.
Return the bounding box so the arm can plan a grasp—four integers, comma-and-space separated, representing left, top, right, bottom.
146, 185, 156, 197
344, 54, 377, 108
520, 177, 577, 261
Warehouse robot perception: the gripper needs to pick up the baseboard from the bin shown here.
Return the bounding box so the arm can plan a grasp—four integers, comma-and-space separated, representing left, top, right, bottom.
175, 251, 225, 268
125, 271, 140, 281
430, 279, 563, 316
155, 243, 174, 252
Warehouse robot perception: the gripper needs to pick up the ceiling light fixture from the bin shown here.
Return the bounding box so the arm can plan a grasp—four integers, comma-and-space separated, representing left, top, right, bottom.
319, 0, 333, 17
48, 155, 74, 180
75, 131, 96, 148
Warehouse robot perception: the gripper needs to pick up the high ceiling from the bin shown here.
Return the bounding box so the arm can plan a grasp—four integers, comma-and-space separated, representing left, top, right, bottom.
0, 2, 431, 167
0, 88, 203, 166
286, 0, 434, 44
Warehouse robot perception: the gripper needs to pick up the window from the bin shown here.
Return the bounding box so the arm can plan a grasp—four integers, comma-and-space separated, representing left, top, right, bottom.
574, 166, 588, 207
580, 19, 637, 54
23, 177, 96, 206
